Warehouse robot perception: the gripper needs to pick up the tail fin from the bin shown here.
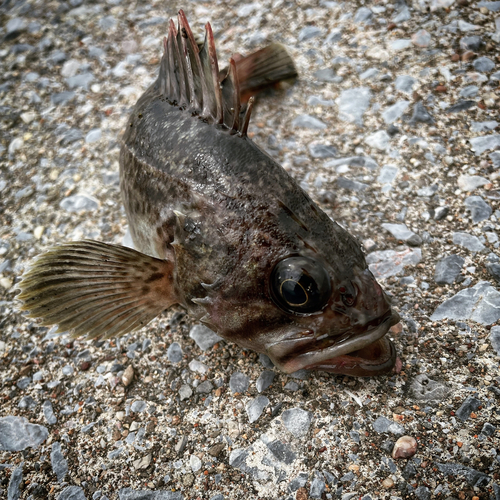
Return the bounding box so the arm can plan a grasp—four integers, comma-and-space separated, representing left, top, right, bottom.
158, 11, 297, 136
221, 43, 298, 104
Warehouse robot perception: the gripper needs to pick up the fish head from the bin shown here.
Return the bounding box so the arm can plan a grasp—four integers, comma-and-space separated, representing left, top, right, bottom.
263, 254, 400, 376
200, 250, 399, 377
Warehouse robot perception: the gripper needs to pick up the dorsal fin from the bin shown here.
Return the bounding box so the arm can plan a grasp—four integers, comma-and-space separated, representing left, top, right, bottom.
159, 10, 247, 132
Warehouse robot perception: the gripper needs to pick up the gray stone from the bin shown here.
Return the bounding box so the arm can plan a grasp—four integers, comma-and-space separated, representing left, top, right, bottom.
336, 87, 372, 125
60, 194, 99, 212
284, 381, 299, 391
367, 247, 422, 279
309, 143, 337, 158
431, 281, 500, 325
189, 324, 222, 351
118, 489, 183, 500
456, 396, 482, 421
382, 223, 422, 246
51, 91, 75, 105
490, 326, 500, 356
230, 372, 249, 394
417, 184, 439, 197
310, 476, 326, 499
7, 463, 23, 500
292, 114, 327, 129
336, 177, 369, 192
188, 359, 208, 374
325, 156, 378, 170
377, 165, 399, 184
43, 400, 57, 425
409, 102, 434, 125
446, 100, 475, 113
460, 85, 479, 98
195, 381, 213, 393
60, 128, 83, 145
16, 377, 31, 389
306, 96, 335, 107
390, 39, 412, 51
267, 440, 296, 464
471, 120, 498, 132
0, 417, 48, 451
190, 454, 201, 472
131, 400, 146, 413
62, 365, 74, 376
326, 29, 343, 44
66, 72, 94, 90
382, 100, 410, 124
464, 196, 492, 223
85, 128, 102, 143
246, 395, 269, 423
51, 442, 68, 482
313, 68, 342, 83
365, 130, 391, 151
481, 422, 496, 436
354, 7, 373, 24
359, 68, 379, 80
259, 353, 274, 369
452, 232, 486, 252
256, 370, 275, 393
490, 151, 500, 168
434, 206, 449, 220
436, 463, 490, 488
487, 262, 500, 284
178, 384, 192, 401
18, 396, 37, 410
415, 486, 431, 500
460, 36, 483, 51
298, 26, 323, 42
167, 342, 182, 363
477, 1, 500, 11
434, 255, 464, 284
412, 29, 431, 47
409, 374, 449, 401
57, 486, 87, 500
473, 57, 495, 73
393, 5, 411, 22
6, 18, 27, 37
282, 408, 313, 437
470, 134, 500, 156
372, 416, 404, 435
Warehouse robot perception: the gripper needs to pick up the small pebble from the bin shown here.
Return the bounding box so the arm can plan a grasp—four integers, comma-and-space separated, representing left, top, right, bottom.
392, 436, 418, 459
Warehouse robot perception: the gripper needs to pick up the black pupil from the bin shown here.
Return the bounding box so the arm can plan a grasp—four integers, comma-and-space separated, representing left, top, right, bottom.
270, 256, 331, 314
281, 280, 308, 306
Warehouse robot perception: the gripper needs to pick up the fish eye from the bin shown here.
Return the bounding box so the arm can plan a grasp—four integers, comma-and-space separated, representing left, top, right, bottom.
270, 256, 331, 314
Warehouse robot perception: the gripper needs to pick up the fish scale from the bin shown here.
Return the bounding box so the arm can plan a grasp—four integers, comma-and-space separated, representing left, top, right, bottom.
18, 10, 400, 377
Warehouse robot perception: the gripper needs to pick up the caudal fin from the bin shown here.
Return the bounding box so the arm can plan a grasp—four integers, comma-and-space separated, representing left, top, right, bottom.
17, 240, 178, 340
221, 43, 298, 103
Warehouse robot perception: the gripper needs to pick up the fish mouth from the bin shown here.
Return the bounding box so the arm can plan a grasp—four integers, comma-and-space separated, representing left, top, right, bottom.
273, 309, 400, 377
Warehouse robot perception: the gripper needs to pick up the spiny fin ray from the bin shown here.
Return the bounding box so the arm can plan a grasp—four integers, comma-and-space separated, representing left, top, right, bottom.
159, 10, 297, 134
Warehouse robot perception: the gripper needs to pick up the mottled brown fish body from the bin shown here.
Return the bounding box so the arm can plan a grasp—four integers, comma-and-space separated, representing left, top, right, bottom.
18, 12, 400, 377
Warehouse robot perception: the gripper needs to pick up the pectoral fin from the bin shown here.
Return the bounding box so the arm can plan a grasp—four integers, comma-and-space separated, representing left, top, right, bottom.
17, 240, 178, 340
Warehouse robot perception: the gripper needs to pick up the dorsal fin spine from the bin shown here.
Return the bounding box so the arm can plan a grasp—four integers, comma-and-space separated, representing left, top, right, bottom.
169, 19, 188, 106
178, 11, 206, 112
205, 22, 224, 124
228, 58, 241, 133
161, 11, 253, 132
239, 96, 254, 137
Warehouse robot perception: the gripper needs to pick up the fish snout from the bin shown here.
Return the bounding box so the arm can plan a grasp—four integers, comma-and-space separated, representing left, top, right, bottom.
334, 269, 395, 330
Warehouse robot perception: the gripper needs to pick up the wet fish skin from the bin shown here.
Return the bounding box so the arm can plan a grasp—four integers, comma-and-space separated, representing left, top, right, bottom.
18, 11, 400, 377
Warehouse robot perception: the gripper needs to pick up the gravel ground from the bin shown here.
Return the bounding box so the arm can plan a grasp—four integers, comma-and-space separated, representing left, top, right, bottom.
1, 0, 500, 499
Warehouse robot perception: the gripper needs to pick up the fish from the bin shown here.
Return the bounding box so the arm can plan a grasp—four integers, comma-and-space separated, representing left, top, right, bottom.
17, 11, 401, 377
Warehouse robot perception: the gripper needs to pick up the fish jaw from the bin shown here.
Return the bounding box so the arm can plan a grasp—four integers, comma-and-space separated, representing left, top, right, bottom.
268, 310, 399, 376
266, 267, 401, 377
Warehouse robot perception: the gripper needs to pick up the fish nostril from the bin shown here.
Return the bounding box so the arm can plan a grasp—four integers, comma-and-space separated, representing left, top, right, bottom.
339, 281, 358, 307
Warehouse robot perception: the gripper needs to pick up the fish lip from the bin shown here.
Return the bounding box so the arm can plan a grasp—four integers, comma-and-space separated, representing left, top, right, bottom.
280, 309, 400, 374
